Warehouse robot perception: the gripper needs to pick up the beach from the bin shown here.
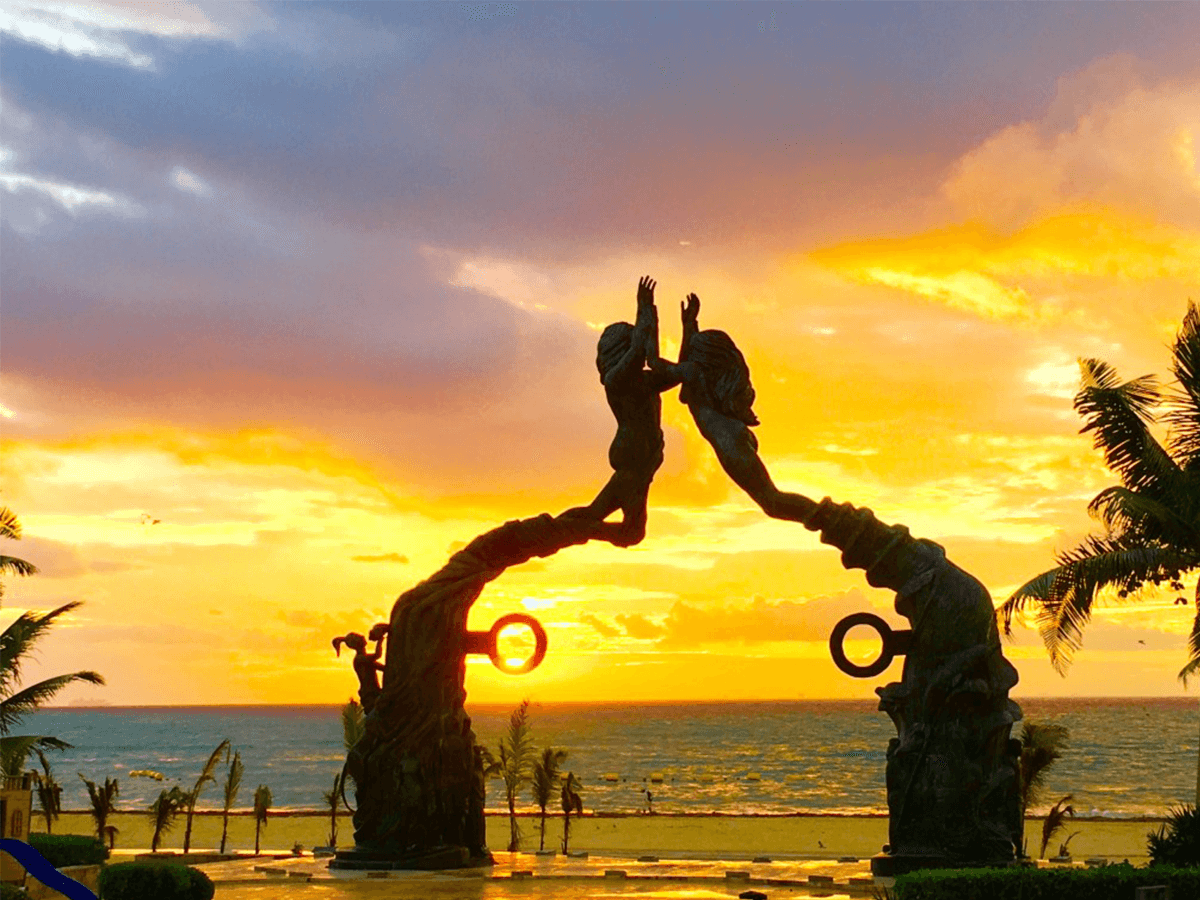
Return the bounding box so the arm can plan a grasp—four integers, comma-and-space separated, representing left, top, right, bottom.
41, 811, 1160, 864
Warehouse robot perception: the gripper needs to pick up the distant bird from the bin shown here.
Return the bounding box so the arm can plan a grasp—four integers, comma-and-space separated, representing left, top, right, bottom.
1176, 597, 1188, 605
1138, 640, 1146, 644
818, 840, 825, 848
140, 513, 161, 525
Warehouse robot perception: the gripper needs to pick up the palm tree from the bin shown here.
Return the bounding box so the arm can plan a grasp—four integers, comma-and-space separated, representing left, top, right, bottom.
531, 747, 567, 851
79, 774, 119, 849
32, 751, 62, 834
497, 700, 534, 852
0, 506, 38, 606
559, 771, 582, 855
1000, 302, 1200, 804
1019, 722, 1070, 821
253, 784, 272, 855
1039, 795, 1076, 859
321, 772, 344, 848
1, 601, 105, 775
219, 750, 243, 854
182, 738, 231, 853
149, 786, 188, 852
342, 698, 365, 751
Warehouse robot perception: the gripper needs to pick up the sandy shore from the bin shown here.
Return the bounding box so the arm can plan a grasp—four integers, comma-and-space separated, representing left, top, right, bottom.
39, 811, 1162, 863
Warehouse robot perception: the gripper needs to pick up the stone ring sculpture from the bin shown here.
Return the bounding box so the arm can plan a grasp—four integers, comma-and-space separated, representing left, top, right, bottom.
463, 613, 548, 675
828, 612, 912, 678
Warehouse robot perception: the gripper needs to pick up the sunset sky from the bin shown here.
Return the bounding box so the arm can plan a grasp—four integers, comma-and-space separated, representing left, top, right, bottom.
3, 2, 1200, 706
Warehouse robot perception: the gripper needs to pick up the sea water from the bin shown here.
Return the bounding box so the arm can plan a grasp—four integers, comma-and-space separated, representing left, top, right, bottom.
24, 698, 1197, 817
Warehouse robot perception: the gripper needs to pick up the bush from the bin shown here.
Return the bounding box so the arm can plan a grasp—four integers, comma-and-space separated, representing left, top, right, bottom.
97, 862, 213, 900
0, 883, 27, 900
1148, 804, 1200, 867
26, 833, 109, 868
892, 863, 1200, 900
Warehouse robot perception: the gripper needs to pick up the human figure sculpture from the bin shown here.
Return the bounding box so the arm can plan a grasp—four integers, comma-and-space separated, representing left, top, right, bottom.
564, 276, 682, 546
332, 623, 388, 715
669, 296, 1023, 873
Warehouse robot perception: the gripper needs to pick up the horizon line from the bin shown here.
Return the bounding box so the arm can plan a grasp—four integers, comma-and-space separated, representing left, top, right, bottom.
45, 694, 1199, 710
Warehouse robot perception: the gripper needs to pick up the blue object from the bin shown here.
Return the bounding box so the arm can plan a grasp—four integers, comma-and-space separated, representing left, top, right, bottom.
0, 839, 98, 900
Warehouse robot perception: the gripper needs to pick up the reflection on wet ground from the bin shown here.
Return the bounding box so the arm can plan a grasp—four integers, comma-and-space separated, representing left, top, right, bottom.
201, 851, 873, 899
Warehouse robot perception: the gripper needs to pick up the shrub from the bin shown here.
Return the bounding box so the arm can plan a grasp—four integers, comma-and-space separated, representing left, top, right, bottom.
1148, 804, 1200, 868
26, 833, 108, 868
0, 882, 28, 900
97, 862, 213, 900
892, 863, 1200, 900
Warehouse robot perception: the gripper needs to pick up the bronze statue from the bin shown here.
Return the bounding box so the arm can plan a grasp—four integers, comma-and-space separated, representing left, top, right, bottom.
565, 276, 682, 546
669, 296, 1023, 874
332, 623, 389, 715
330, 275, 1022, 876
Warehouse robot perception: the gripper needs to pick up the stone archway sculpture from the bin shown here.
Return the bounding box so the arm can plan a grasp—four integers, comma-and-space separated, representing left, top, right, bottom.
331, 281, 1023, 875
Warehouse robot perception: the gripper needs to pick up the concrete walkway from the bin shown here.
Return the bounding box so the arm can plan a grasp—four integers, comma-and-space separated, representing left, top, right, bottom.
192, 851, 880, 898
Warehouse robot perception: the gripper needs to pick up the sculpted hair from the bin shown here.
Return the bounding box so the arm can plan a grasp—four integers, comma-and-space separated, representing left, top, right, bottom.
597, 322, 635, 380
689, 329, 758, 424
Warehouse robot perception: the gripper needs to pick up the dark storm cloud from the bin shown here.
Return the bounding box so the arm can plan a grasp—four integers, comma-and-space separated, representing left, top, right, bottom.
7, 3, 1198, 259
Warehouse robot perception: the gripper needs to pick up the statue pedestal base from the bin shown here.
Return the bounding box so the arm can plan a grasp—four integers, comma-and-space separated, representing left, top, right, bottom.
329, 845, 493, 871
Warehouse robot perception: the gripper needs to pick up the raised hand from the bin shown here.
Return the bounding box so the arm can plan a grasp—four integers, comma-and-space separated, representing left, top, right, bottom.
681, 292, 700, 327
637, 275, 656, 308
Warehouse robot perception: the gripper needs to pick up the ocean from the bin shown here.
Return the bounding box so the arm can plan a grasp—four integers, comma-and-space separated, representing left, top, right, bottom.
25, 698, 1198, 818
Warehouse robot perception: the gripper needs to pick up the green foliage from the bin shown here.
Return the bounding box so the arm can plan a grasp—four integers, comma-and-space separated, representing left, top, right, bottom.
497, 699, 534, 852
0, 882, 28, 900
79, 773, 120, 848
1, 590, 104, 775
98, 862, 213, 900
148, 786, 188, 852
1039, 795, 1076, 859
531, 746, 567, 851
341, 699, 365, 752
219, 750, 243, 854
1020, 722, 1070, 817
252, 784, 272, 854
1148, 804, 1200, 867
26, 832, 108, 867
32, 750, 62, 833
182, 739, 230, 854
559, 770, 582, 855
999, 303, 1200, 685
893, 863, 1200, 900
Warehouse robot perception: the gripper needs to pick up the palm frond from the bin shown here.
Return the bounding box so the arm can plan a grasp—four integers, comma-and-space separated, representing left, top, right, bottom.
1003, 540, 1194, 673
0, 555, 38, 578
1179, 604, 1200, 686
1075, 359, 1183, 497
1019, 722, 1069, 814
1166, 302, 1200, 470
1, 734, 71, 776
531, 747, 568, 808
0, 671, 105, 734
0, 601, 88, 693
1039, 795, 1076, 859
341, 699, 365, 752
253, 784, 273, 823
1087, 486, 1197, 545
0, 508, 26, 541
223, 751, 243, 810
192, 739, 232, 797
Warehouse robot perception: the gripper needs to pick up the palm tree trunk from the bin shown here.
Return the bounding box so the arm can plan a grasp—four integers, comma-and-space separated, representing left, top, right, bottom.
507, 796, 518, 852
183, 802, 194, 853
561, 808, 570, 855
539, 807, 546, 851
220, 809, 230, 854
255, 821, 261, 855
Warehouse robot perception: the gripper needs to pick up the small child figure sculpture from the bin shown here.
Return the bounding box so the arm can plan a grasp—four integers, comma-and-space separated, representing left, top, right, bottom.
566, 276, 682, 546
332, 622, 388, 715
